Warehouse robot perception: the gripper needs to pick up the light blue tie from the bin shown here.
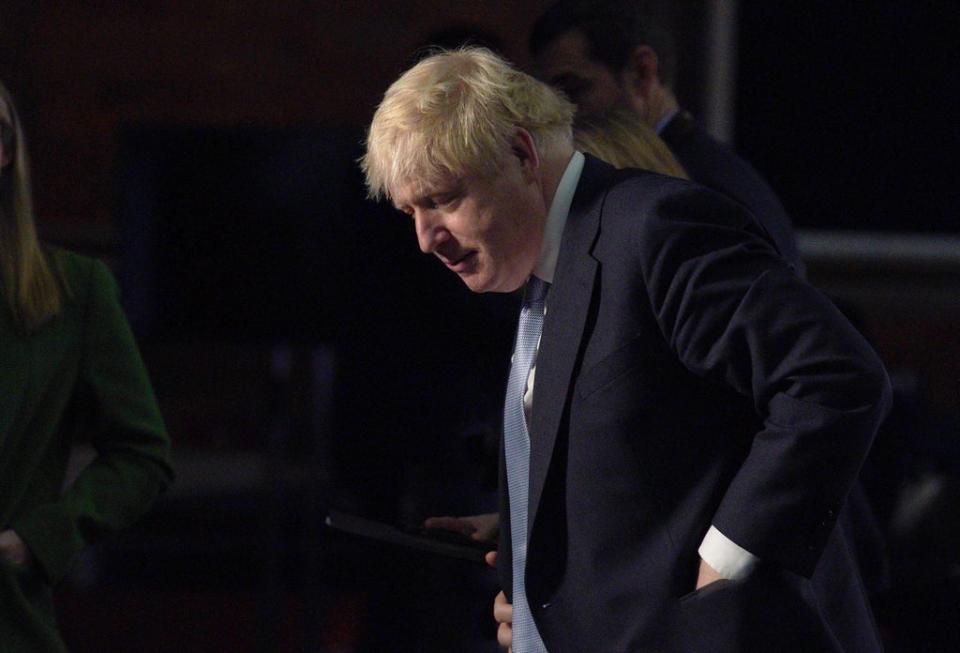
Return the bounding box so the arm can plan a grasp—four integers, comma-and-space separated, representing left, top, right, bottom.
504, 276, 549, 653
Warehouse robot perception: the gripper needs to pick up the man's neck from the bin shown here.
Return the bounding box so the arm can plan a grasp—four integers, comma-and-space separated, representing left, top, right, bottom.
639, 85, 679, 129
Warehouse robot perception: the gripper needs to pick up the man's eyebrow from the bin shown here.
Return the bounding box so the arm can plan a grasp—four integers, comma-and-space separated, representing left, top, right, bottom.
393, 173, 465, 207
392, 193, 428, 213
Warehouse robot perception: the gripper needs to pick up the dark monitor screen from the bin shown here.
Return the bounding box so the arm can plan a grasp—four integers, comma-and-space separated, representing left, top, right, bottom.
118, 123, 398, 342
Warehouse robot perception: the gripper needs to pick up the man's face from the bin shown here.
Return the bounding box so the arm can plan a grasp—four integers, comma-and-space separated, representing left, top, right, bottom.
534, 28, 633, 119
392, 162, 545, 294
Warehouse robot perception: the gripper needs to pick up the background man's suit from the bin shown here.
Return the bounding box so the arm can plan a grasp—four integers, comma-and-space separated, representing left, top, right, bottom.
661, 110, 803, 275
498, 155, 890, 652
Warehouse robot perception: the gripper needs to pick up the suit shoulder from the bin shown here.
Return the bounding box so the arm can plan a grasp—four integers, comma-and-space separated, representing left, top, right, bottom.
666, 120, 789, 214
603, 169, 757, 234
48, 245, 87, 270
668, 123, 772, 193
45, 246, 117, 309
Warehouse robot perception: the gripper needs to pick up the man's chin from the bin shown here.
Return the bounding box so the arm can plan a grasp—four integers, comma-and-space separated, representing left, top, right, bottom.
461, 274, 525, 294
459, 272, 498, 294
460, 276, 491, 293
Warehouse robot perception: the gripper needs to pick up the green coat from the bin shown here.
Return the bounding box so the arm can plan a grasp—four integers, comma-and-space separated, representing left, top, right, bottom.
1, 248, 173, 651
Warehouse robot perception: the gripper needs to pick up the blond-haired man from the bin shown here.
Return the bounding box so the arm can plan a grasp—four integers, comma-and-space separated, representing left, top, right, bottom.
362, 48, 889, 652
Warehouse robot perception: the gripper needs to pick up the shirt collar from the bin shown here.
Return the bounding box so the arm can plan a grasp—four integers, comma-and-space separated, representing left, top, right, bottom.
654, 107, 680, 135
533, 150, 585, 284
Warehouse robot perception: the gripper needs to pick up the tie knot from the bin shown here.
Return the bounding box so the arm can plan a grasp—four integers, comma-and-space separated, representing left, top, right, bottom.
525, 276, 549, 308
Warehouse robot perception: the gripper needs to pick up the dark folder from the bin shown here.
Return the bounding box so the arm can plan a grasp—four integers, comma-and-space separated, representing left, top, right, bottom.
324, 510, 495, 565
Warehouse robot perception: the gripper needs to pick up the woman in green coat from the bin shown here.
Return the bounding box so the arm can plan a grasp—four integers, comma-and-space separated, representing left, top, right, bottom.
1, 80, 173, 651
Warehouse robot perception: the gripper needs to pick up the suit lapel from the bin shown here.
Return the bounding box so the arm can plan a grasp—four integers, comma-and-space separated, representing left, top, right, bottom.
526, 156, 615, 535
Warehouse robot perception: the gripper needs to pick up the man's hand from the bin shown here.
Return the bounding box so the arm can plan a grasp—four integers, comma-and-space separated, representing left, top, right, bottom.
494, 590, 513, 651
0, 530, 32, 568
485, 551, 512, 650
695, 556, 724, 590
424, 512, 500, 543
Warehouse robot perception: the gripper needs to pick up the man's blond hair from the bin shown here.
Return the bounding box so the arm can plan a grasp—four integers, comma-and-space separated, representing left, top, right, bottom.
361, 47, 575, 200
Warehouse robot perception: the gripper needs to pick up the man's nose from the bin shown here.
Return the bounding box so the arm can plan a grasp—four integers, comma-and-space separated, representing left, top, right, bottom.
414, 211, 449, 254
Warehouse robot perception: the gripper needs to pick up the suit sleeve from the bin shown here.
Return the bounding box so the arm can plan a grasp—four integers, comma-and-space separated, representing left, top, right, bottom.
637, 187, 891, 578
12, 260, 174, 585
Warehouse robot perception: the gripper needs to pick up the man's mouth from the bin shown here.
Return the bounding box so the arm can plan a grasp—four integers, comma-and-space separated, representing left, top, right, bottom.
443, 250, 477, 272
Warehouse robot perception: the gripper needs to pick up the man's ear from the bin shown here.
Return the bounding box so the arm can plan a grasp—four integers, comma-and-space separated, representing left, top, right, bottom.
620, 44, 660, 102
511, 128, 541, 183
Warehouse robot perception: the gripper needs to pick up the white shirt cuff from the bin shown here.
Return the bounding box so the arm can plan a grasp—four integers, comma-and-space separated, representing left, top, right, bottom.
698, 525, 759, 581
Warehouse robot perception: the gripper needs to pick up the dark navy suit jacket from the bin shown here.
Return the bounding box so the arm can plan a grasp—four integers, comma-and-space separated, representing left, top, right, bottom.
663, 110, 891, 600
498, 156, 889, 652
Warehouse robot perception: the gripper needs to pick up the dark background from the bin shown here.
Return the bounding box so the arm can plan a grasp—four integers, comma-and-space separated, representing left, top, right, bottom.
1, 1, 958, 651
737, 0, 959, 233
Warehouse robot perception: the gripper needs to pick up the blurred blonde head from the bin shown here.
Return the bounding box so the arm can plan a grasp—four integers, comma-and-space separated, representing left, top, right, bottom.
361, 47, 576, 200
0, 80, 62, 332
574, 109, 688, 179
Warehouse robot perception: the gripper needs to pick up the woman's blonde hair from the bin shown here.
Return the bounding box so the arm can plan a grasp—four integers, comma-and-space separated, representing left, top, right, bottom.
361, 47, 576, 200
0, 80, 62, 332
574, 109, 688, 179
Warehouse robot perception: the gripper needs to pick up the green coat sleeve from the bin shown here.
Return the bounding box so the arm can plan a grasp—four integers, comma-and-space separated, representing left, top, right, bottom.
11, 259, 174, 585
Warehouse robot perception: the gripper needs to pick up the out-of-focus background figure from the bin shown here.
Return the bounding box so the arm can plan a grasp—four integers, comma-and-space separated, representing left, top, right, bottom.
530, 0, 802, 273
0, 79, 173, 652
573, 108, 688, 178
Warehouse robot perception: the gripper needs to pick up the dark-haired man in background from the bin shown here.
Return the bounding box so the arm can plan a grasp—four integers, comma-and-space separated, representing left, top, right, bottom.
530, 0, 802, 274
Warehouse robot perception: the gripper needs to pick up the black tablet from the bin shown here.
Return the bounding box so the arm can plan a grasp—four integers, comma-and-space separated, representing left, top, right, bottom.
324, 510, 496, 565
